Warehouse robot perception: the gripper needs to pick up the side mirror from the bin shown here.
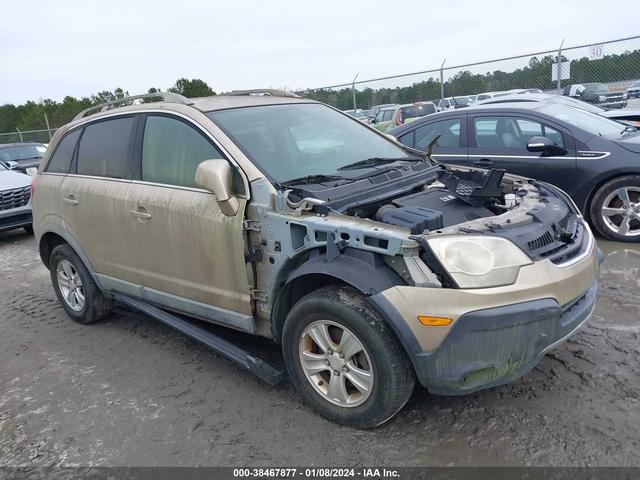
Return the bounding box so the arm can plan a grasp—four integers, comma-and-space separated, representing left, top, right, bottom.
195, 159, 239, 216
526, 136, 567, 156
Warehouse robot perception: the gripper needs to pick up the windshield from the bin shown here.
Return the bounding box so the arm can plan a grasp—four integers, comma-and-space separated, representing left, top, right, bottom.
207, 104, 413, 182
539, 104, 625, 137
584, 83, 608, 93
0, 145, 45, 162
401, 104, 435, 119
550, 95, 604, 113
451, 96, 472, 105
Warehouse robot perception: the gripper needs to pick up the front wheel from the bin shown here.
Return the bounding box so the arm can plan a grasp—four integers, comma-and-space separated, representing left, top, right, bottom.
282, 286, 415, 428
590, 176, 640, 242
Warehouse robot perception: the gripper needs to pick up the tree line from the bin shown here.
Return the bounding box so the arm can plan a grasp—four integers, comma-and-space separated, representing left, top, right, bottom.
303, 49, 640, 110
0, 78, 216, 137
2, 48, 639, 137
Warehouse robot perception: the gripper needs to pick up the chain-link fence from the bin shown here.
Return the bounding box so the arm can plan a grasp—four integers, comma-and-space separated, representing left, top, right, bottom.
299, 35, 640, 112
0, 128, 55, 145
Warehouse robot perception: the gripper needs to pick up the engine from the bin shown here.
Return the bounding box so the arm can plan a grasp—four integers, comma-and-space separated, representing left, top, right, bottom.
374, 188, 495, 234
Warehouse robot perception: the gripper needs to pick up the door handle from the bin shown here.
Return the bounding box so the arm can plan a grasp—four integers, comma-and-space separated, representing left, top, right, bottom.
63, 195, 79, 206
130, 208, 152, 220
473, 158, 494, 167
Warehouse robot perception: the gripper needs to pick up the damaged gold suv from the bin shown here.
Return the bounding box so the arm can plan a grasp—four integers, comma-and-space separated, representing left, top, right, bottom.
32, 91, 601, 428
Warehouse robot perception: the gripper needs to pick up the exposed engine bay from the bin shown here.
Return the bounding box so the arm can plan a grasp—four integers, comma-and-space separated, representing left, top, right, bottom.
345, 168, 517, 235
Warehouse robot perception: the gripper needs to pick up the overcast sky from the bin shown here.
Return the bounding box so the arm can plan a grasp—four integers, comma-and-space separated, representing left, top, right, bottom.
1, 0, 639, 105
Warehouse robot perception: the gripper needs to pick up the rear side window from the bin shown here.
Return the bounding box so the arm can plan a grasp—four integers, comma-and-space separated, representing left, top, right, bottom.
415, 119, 461, 149
76, 117, 134, 179
141, 115, 223, 188
46, 130, 81, 174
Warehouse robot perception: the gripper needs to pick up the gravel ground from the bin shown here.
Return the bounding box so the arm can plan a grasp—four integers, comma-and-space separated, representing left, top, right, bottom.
0, 229, 639, 467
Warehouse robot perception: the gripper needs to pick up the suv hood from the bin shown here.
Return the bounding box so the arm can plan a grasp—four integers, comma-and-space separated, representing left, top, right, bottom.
0, 170, 32, 190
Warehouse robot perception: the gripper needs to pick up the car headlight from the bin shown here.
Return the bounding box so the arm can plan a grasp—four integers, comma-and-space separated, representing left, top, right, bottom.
26, 167, 38, 176
623, 93, 628, 99
426, 235, 532, 288
598, 95, 607, 102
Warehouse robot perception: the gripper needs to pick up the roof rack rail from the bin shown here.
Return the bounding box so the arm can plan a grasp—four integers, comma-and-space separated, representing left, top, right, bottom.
226, 89, 301, 98
73, 92, 193, 121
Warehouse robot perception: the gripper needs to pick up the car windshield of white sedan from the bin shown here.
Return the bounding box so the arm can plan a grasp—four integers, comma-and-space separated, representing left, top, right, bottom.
0, 145, 45, 162
539, 104, 624, 137
207, 104, 412, 182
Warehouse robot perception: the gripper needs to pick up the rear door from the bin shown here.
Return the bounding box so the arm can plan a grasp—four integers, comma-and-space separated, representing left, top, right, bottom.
128, 113, 253, 328
467, 112, 576, 193
61, 115, 142, 291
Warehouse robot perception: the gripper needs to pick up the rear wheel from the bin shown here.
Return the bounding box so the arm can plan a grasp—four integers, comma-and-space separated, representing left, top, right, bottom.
590, 176, 640, 242
282, 285, 415, 428
50, 244, 113, 324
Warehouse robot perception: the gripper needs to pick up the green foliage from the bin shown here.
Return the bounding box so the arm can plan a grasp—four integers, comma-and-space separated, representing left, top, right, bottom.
0, 80, 216, 141
168, 78, 215, 98
304, 49, 640, 110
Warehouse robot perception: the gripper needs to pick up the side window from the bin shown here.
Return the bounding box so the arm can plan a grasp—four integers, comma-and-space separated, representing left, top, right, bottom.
542, 124, 564, 147
141, 115, 223, 188
474, 117, 564, 149
414, 119, 461, 150
381, 110, 394, 122
46, 129, 81, 174
399, 131, 415, 147
77, 117, 135, 178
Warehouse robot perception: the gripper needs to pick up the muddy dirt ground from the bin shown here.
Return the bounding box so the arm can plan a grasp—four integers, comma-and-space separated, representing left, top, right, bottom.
0, 228, 639, 467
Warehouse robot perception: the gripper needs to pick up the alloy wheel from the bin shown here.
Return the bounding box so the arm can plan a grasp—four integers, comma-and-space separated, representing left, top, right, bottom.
56, 259, 85, 311
298, 320, 374, 407
601, 187, 640, 237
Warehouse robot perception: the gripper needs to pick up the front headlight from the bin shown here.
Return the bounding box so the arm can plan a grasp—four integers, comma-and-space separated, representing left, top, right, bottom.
427, 235, 533, 288
598, 95, 607, 102
26, 167, 38, 176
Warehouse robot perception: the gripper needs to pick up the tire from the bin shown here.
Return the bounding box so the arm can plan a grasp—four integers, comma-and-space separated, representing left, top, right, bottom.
23, 225, 33, 235
589, 175, 640, 242
49, 244, 113, 324
282, 285, 415, 428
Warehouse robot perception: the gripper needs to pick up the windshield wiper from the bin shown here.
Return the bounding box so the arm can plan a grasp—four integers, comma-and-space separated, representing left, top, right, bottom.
11, 156, 42, 161
280, 173, 348, 187
337, 156, 422, 171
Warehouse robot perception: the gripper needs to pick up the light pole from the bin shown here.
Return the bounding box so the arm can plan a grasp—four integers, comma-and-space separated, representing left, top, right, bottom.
352, 73, 359, 113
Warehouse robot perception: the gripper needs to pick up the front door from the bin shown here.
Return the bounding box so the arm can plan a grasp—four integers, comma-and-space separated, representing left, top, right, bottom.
128, 113, 253, 328
467, 113, 577, 193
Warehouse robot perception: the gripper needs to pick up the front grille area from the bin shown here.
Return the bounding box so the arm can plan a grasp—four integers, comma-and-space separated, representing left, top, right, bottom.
0, 186, 30, 211
526, 212, 587, 265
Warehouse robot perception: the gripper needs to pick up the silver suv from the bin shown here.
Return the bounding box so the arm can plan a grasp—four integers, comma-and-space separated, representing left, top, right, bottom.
33, 91, 601, 428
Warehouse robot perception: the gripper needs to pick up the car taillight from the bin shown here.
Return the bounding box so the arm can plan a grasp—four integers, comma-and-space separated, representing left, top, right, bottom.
396, 112, 403, 125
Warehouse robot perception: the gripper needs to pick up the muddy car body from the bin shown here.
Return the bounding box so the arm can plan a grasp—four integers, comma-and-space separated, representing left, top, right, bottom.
32, 92, 601, 427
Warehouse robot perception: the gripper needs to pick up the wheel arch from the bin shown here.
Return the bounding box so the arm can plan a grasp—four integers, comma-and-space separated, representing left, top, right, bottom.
270, 248, 404, 342
38, 224, 103, 289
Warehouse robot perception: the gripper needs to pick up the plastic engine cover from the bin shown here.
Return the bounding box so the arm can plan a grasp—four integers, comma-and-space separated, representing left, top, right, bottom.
381, 188, 495, 233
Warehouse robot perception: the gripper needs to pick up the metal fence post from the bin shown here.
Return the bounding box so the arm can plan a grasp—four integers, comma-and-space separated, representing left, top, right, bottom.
15, 128, 23, 142
44, 112, 52, 140
440, 59, 446, 103
352, 73, 359, 113
557, 39, 564, 94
